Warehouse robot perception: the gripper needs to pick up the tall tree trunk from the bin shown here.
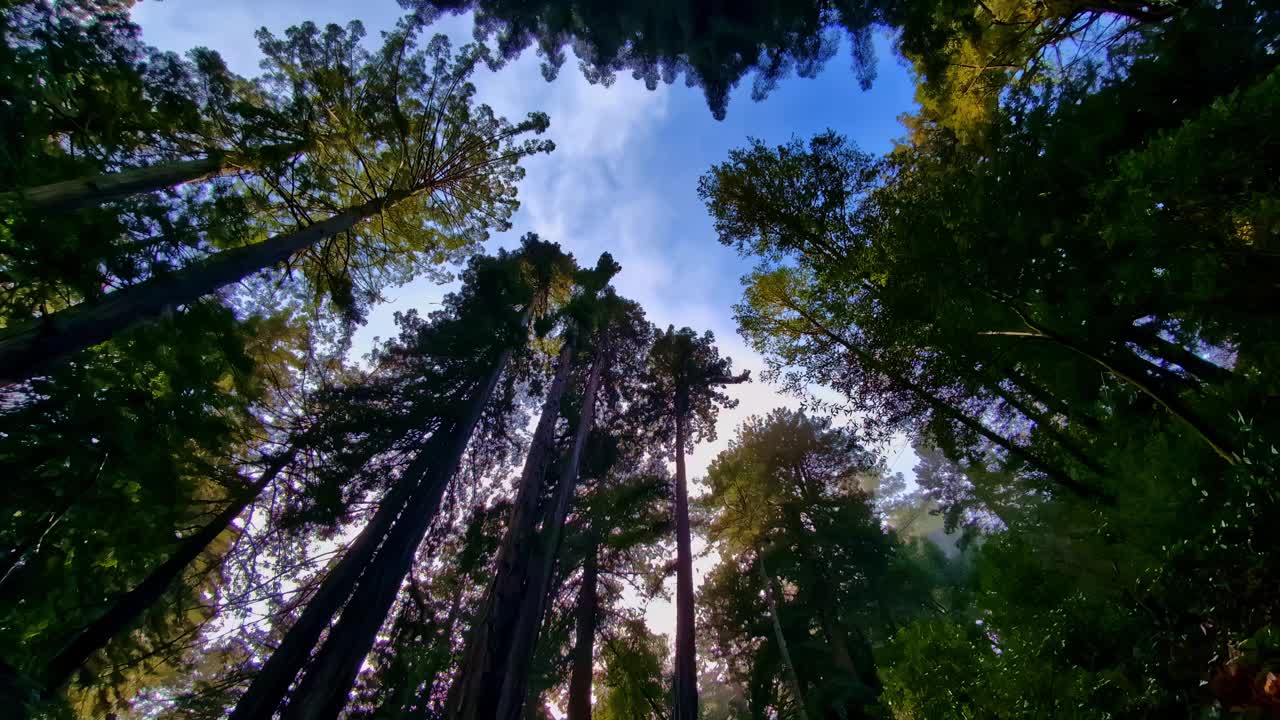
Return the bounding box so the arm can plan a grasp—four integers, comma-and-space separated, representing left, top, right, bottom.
1004, 365, 1104, 433
41, 448, 294, 695
228, 439, 427, 720
498, 352, 605, 720
777, 295, 1110, 502
758, 556, 810, 720
566, 538, 599, 720
672, 387, 699, 720
279, 319, 528, 720
447, 338, 578, 720
2, 141, 306, 216
1125, 326, 1236, 386
0, 190, 409, 383
987, 311, 1239, 464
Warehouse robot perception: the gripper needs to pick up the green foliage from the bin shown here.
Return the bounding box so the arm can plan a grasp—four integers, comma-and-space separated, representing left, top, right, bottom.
596, 619, 668, 720
0, 301, 263, 716
401, 0, 883, 120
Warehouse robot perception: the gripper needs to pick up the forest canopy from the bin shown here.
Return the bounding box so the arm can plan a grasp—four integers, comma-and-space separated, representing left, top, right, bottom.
1, 0, 1277, 718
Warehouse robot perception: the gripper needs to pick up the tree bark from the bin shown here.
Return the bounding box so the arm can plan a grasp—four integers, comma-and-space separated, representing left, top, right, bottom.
672, 387, 698, 720
279, 308, 530, 720
2, 141, 306, 216
447, 338, 578, 720
41, 448, 295, 694
228, 438, 425, 720
497, 351, 605, 720
758, 556, 810, 720
0, 190, 408, 383
566, 539, 599, 720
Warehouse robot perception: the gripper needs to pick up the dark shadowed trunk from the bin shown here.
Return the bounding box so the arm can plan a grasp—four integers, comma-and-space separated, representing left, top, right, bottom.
40, 448, 295, 696
278, 312, 530, 720
2, 141, 306, 216
497, 351, 605, 720
672, 387, 698, 720
0, 190, 409, 383
759, 556, 809, 720
779, 296, 1110, 501
447, 338, 578, 720
228, 436, 426, 720
1004, 365, 1104, 433
986, 307, 1239, 463
1125, 326, 1236, 386
566, 538, 599, 720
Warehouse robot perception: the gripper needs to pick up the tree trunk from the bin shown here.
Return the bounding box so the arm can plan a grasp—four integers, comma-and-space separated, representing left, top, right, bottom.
227, 441, 425, 720
758, 556, 810, 720
672, 388, 699, 720
0, 190, 407, 383
279, 326, 526, 720
2, 141, 306, 216
447, 338, 578, 720
779, 296, 1110, 502
1004, 365, 1104, 433
566, 539, 599, 720
498, 352, 605, 720
1125, 326, 1236, 386
988, 383, 1109, 478
41, 448, 294, 694
991, 312, 1239, 464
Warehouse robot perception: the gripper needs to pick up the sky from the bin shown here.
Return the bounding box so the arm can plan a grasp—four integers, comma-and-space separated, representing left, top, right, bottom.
133, 0, 921, 647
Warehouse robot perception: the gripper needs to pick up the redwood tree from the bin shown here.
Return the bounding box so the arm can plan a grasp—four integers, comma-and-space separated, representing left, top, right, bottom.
639, 326, 748, 720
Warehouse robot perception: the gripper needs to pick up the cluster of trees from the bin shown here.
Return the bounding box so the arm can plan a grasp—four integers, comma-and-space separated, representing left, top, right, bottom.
689, 0, 1280, 716
2, 0, 1278, 718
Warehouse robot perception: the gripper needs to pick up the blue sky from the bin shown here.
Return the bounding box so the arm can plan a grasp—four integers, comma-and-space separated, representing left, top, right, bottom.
133, 0, 920, 644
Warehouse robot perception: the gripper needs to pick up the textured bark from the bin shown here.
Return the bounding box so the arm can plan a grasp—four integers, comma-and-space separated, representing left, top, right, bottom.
566, 539, 599, 720
497, 352, 605, 720
672, 388, 698, 720
42, 448, 295, 693
759, 557, 810, 720
277, 304, 527, 712
1, 142, 306, 215
447, 338, 578, 720
281, 340, 517, 720
0, 191, 406, 383
228, 442, 423, 720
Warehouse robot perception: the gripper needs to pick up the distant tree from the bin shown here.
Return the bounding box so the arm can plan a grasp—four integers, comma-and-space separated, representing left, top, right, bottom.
446, 252, 619, 720
596, 619, 669, 720
701, 409, 898, 719
637, 326, 747, 720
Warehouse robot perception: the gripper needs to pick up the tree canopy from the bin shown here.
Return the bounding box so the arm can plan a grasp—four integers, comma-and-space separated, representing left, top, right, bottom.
3, 0, 1279, 718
